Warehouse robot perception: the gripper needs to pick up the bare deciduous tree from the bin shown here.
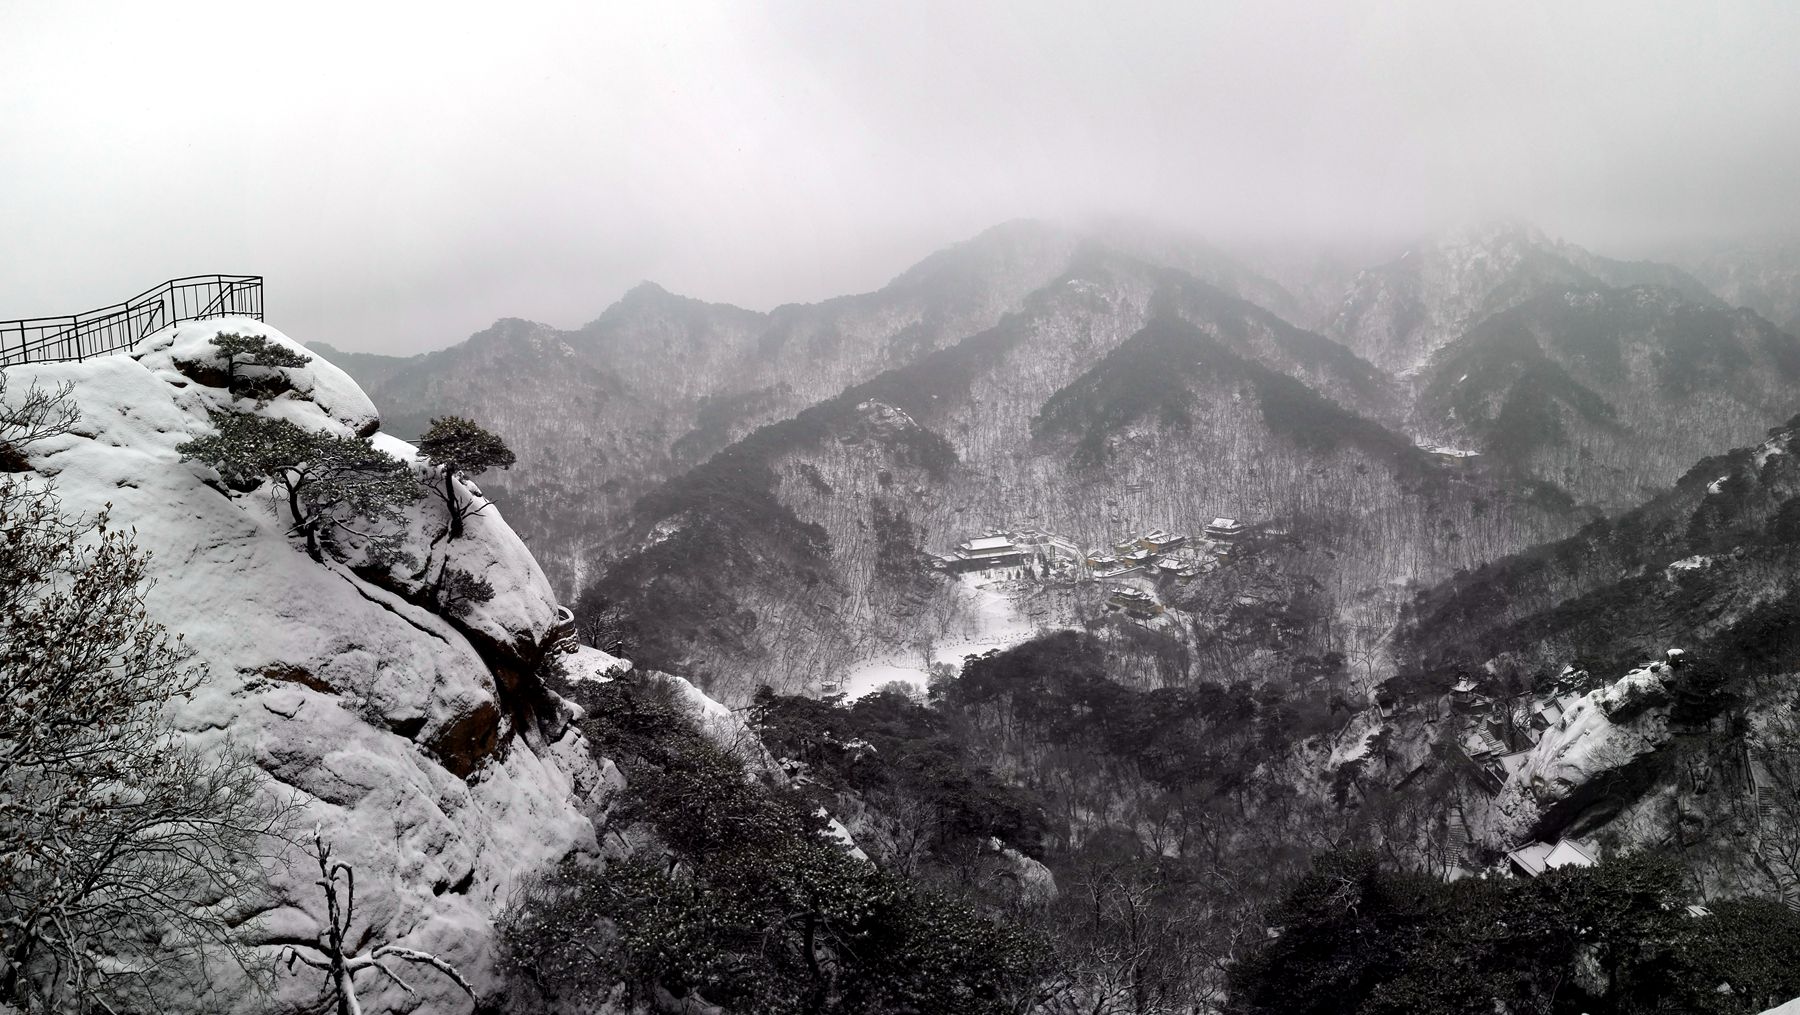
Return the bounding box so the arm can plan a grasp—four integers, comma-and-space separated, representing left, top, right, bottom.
281, 827, 478, 1015
1, 374, 290, 1013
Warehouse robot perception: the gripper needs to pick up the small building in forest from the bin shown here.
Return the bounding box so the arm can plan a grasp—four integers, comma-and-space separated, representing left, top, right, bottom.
939, 534, 1030, 573
1205, 517, 1246, 541
1506, 839, 1597, 878
1107, 586, 1163, 617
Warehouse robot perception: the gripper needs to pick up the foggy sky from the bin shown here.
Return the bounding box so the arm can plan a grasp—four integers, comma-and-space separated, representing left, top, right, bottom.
5, 1, 1800, 355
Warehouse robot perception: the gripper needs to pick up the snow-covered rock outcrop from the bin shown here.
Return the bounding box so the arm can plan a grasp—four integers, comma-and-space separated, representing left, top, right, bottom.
6, 320, 625, 1014
1491, 658, 1678, 844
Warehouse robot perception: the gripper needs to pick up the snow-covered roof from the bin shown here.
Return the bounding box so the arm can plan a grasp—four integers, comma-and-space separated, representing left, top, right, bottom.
1414, 441, 1480, 458
1207, 517, 1242, 529
1507, 838, 1597, 877
964, 535, 1016, 552
1498, 750, 1533, 779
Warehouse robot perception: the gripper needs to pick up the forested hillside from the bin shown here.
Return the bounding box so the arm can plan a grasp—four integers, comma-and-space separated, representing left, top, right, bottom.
323, 218, 1800, 717
1416, 285, 1800, 508
579, 249, 1583, 700
324, 221, 1084, 590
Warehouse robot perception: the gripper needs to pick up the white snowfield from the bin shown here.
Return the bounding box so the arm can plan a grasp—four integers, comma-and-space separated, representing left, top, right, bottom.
839, 574, 1041, 700
6, 320, 626, 1014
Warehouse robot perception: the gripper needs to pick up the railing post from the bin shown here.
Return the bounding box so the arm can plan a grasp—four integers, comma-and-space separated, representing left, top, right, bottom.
0, 275, 263, 365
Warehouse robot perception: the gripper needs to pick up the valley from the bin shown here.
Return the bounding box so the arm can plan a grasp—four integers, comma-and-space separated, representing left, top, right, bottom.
310, 217, 1800, 1011
19, 6, 1800, 1011
329, 220, 1800, 713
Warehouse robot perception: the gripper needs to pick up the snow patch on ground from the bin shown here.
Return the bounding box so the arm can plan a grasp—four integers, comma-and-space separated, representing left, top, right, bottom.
1330, 712, 1382, 767
1760, 994, 1800, 1015
839, 575, 1045, 700
1665, 554, 1714, 579
818, 807, 871, 862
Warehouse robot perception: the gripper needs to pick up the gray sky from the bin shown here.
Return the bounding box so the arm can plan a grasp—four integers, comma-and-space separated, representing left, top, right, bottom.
5, 1, 1799, 354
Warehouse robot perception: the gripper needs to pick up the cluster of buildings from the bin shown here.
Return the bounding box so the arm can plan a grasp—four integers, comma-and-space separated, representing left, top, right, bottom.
930, 518, 1255, 619
933, 518, 1251, 582
1437, 677, 1587, 794
932, 528, 1084, 577
1085, 519, 1246, 583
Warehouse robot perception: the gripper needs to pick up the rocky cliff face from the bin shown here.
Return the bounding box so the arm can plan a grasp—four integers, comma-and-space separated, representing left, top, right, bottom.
8, 321, 628, 1014
1489, 659, 1679, 844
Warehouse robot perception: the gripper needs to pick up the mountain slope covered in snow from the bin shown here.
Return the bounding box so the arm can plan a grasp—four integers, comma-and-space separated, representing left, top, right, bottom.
584, 251, 1579, 700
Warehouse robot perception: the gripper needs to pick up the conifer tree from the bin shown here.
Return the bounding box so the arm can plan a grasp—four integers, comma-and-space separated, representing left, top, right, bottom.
435, 566, 496, 618
210, 330, 312, 394
416, 416, 515, 539
178, 411, 418, 562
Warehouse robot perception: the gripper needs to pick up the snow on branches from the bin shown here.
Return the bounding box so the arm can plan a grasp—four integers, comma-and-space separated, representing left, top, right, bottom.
178, 410, 419, 563
417, 416, 515, 540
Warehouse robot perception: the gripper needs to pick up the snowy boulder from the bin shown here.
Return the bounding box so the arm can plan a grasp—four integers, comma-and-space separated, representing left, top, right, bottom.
990, 839, 1058, 905
134, 318, 380, 436
561, 642, 634, 686
6, 322, 610, 1014
633, 669, 783, 778
1491, 660, 1677, 843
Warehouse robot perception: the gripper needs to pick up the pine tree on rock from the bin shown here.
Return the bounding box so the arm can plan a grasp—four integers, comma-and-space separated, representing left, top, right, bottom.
210, 330, 312, 394
435, 566, 496, 618
177, 411, 419, 562
417, 416, 515, 539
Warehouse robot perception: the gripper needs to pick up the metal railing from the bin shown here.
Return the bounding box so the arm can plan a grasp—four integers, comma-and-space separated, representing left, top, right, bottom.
0, 274, 263, 367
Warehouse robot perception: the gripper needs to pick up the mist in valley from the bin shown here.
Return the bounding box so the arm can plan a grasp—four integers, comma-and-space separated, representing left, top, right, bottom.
8, 4, 1800, 1014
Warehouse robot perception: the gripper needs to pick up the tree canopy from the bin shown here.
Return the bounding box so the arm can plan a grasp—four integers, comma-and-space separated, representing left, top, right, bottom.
417, 415, 514, 538
210, 330, 312, 394
178, 410, 418, 562
2, 374, 286, 1012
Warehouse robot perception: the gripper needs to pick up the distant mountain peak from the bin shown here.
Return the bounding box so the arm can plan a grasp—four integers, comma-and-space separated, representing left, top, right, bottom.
623, 279, 672, 298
